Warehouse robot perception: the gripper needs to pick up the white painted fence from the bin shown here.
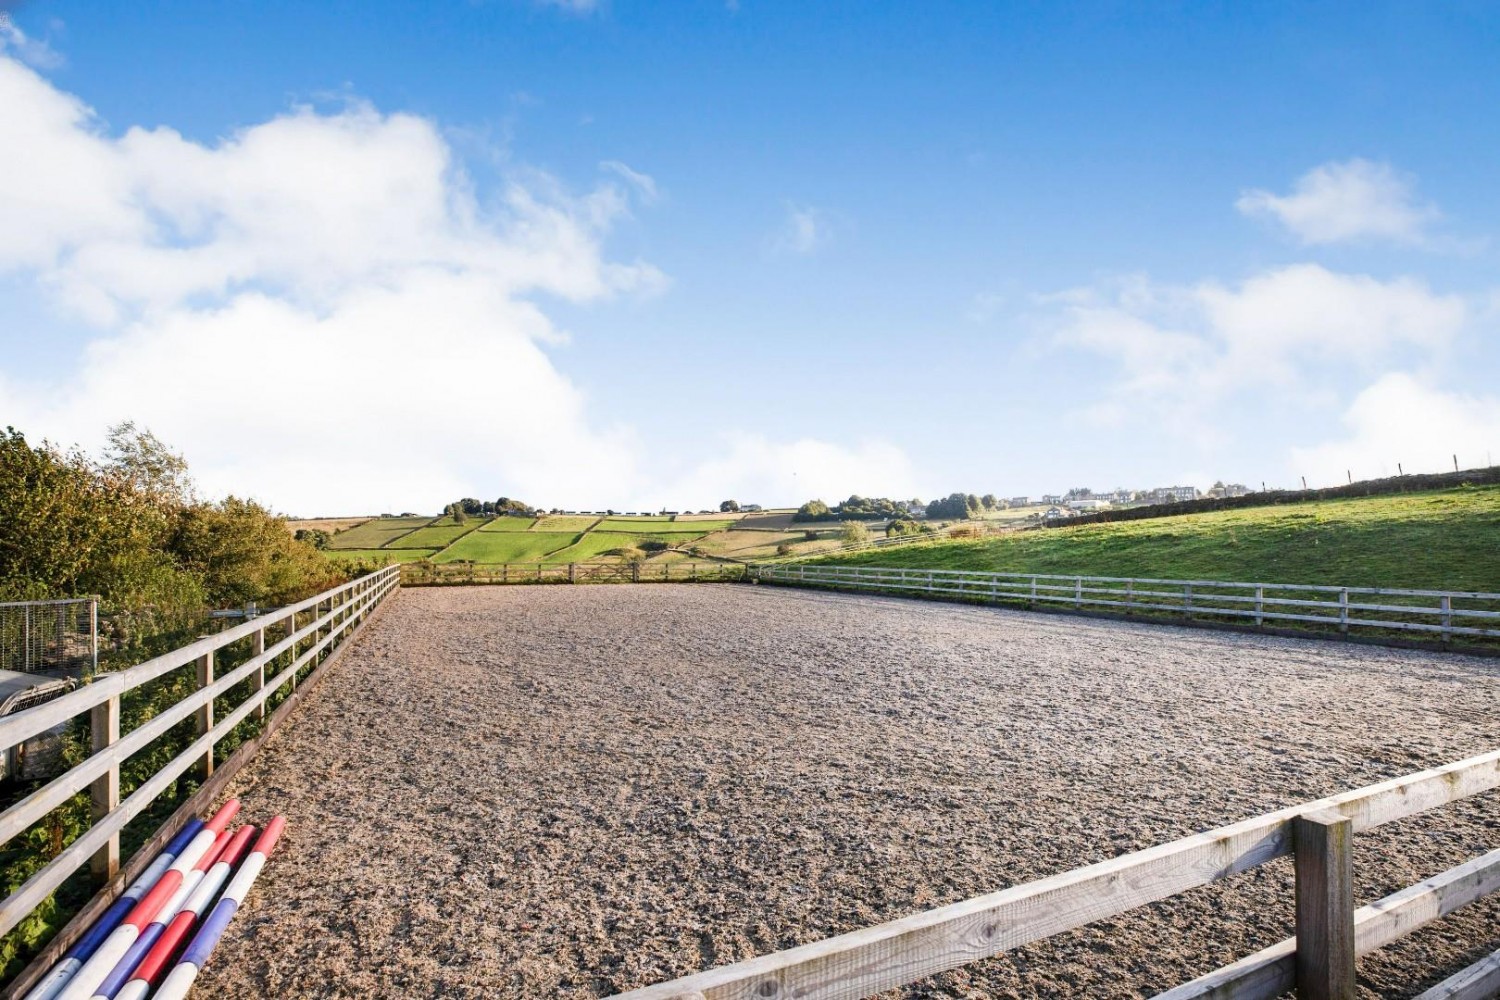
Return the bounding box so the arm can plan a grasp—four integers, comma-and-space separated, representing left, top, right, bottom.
750, 564, 1500, 643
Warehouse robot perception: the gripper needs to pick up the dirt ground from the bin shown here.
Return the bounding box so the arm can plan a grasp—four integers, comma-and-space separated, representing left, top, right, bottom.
200, 584, 1500, 999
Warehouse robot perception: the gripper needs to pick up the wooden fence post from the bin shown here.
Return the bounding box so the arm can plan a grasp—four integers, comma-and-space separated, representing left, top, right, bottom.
286, 611, 299, 692
88, 694, 120, 880
1440, 595, 1452, 643
569, 562, 577, 584
1183, 582, 1193, 619
195, 651, 214, 779
250, 625, 266, 722
1126, 579, 1134, 615
1256, 585, 1265, 627
1075, 576, 1083, 608
1294, 809, 1356, 1000
1030, 576, 1037, 607
1339, 589, 1349, 634
632, 563, 641, 583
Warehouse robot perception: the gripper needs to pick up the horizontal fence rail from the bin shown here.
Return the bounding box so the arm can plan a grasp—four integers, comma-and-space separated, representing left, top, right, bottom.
0, 566, 399, 946
401, 561, 749, 586
750, 565, 1500, 644
611, 750, 1500, 1000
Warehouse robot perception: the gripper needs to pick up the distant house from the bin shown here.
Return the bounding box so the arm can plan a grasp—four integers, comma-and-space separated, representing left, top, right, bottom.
1009, 496, 1030, 507
1148, 486, 1200, 503
1042, 506, 1069, 519
1066, 498, 1112, 511
1041, 494, 1064, 505
742, 504, 763, 512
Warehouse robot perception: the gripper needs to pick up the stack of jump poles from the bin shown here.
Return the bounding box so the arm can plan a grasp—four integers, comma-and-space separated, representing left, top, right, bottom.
21, 799, 287, 1000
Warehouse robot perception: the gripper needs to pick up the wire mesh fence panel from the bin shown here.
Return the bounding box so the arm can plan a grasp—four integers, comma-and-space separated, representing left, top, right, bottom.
0, 599, 96, 676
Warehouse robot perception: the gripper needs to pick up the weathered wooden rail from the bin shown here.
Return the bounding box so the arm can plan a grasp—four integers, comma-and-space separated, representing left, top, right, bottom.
402, 560, 748, 586
0, 565, 399, 996
751, 564, 1500, 646
612, 750, 1500, 1000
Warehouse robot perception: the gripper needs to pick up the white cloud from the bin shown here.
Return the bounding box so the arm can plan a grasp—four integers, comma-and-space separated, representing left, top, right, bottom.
653, 435, 918, 508
1236, 159, 1439, 246
772, 202, 829, 255
0, 18, 66, 70
1290, 374, 1500, 483
599, 160, 658, 203
1051, 264, 1466, 412
0, 55, 907, 514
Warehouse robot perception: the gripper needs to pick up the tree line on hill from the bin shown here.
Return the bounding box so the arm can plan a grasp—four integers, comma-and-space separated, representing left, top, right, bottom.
443, 496, 537, 519
796, 492, 1003, 522
0, 423, 342, 613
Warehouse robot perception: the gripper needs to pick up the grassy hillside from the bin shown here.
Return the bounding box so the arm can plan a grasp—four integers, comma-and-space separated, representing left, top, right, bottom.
808, 486, 1500, 592
319, 510, 751, 565
435, 531, 579, 563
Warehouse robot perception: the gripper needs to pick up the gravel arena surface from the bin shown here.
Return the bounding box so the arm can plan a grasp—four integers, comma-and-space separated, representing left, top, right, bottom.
201, 584, 1500, 999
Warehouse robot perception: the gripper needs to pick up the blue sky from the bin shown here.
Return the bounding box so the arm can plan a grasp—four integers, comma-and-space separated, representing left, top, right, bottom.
1, 1, 1497, 513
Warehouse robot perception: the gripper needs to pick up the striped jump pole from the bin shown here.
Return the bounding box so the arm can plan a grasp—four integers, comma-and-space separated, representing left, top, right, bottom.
111, 825, 258, 1000
21, 821, 205, 1000
89, 826, 238, 999
153, 817, 287, 1000
54, 800, 241, 1000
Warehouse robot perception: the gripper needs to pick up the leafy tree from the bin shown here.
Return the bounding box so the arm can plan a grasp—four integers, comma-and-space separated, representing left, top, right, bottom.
981, 494, 998, 510
839, 521, 870, 546
796, 499, 831, 519
926, 492, 982, 520
294, 528, 331, 550
719, 499, 740, 512
100, 421, 195, 505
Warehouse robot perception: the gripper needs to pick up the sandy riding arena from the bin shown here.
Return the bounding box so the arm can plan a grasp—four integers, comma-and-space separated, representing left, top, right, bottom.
199, 584, 1499, 998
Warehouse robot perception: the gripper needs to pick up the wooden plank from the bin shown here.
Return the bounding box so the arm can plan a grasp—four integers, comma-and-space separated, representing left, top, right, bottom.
1413, 947, 1500, 1000
1155, 845, 1500, 1000
87, 695, 119, 881
611, 750, 1500, 1000
195, 650, 215, 779
1293, 810, 1355, 1000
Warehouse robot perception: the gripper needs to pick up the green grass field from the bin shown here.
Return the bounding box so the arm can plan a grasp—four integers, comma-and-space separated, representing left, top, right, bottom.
548, 531, 704, 563
532, 515, 600, 532
325, 516, 431, 550
395, 516, 485, 549
434, 531, 580, 564
480, 516, 538, 531
596, 518, 734, 533
807, 486, 1500, 591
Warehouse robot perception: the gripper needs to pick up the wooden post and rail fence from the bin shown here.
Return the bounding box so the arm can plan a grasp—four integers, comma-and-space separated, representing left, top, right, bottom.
611, 750, 1500, 1000
748, 564, 1500, 648
400, 560, 748, 586
0, 565, 400, 999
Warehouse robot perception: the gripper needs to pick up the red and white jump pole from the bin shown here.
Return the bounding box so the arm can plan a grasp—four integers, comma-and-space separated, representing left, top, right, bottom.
89, 825, 238, 999
110, 824, 258, 1000
151, 816, 287, 1000
21, 820, 205, 1000
53, 799, 240, 1000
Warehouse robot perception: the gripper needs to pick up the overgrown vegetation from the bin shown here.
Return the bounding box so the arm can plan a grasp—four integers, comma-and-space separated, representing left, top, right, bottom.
1, 424, 340, 608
